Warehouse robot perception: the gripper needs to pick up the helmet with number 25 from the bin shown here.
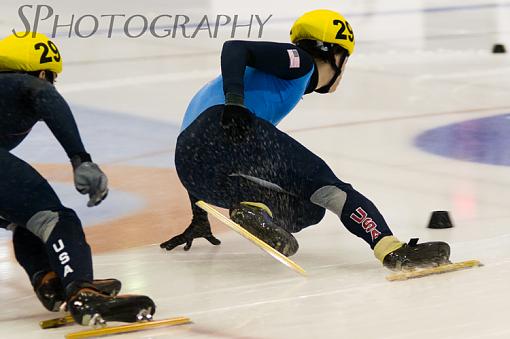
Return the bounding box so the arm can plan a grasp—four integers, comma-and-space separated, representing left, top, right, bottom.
0, 32, 62, 74
290, 9, 355, 55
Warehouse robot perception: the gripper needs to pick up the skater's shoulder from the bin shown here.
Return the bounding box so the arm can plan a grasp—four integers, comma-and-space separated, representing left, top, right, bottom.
0, 73, 49, 104
0, 72, 53, 92
222, 39, 315, 73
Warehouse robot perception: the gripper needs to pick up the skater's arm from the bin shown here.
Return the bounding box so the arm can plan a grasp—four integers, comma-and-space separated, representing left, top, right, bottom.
189, 193, 209, 224
32, 84, 88, 159
221, 40, 314, 103
32, 85, 108, 207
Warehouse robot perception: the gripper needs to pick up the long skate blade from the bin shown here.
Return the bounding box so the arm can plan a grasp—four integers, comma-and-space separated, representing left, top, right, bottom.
197, 201, 307, 277
386, 260, 482, 281
40, 314, 74, 329
65, 317, 191, 339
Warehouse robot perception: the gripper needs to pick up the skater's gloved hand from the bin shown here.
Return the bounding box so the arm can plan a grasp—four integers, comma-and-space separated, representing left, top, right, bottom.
221, 93, 254, 142
160, 218, 221, 251
71, 153, 109, 207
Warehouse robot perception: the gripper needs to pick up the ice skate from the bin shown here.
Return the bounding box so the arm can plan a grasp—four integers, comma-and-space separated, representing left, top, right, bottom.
375, 236, 451, 271
66, 282, 155, 326
33, 271, 66, 312
375, 237, 481, 281
33, 271, 122, 312
40, 283, 190, 334
230, 202, 299, 257
41, 283, 188, 337
197, 201, 306, 276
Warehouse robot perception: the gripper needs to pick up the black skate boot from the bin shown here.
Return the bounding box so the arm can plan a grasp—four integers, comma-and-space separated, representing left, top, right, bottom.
230, 202, 299, 257
66, 281, 156, 326
33, 271, 65, 312
374, 236, 451, 271
33, 271, 122, 312
91, 279, 122, 296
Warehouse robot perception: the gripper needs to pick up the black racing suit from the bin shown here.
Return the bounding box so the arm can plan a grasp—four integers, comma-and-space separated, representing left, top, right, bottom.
175, 41, 393, 248
0, 73, 93, 287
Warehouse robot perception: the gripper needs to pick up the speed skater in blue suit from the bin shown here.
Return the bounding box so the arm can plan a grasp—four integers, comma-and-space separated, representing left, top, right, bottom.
161, 9, 451, 271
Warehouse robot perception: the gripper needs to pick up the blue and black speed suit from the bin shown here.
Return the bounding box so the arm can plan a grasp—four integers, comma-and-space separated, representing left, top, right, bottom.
0, 73, 93, 288
175, 40, 393, 248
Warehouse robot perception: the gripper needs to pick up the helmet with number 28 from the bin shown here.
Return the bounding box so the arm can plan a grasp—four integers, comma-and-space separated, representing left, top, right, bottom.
0, 32, 62, 74
290, 9, 355, 55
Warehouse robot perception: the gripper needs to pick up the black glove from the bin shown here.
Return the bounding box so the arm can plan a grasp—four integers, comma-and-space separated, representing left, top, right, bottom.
220, 96, 254, 142
160, 195, 221, 251
160, 219, 221, 251
71, 153, 109, 207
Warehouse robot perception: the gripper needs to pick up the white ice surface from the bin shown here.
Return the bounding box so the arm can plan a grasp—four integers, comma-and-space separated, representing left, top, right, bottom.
1, 0, 510, 338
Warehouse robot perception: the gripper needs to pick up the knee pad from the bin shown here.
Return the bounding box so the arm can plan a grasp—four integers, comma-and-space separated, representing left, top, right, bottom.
26, 208, 80, 243
310, 185, 347, 218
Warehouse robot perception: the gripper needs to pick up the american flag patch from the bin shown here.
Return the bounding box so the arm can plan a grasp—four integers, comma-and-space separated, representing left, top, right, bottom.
287, 49, 300, 68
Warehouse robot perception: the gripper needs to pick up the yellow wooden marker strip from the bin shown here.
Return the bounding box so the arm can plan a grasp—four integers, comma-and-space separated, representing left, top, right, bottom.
196, 201, 307, 277
40, 314, 74, 329
386, 260, 482, 281
65, 317, 191, 339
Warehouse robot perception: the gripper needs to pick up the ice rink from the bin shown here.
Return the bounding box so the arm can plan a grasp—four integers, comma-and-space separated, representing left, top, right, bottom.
1, 0, 510, 338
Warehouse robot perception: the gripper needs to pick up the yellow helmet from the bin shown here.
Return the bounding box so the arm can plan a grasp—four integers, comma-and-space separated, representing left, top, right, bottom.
290, 9, 355, 55
0, 32, 62, 74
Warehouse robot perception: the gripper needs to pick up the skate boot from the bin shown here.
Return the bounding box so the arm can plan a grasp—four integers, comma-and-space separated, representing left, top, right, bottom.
33, 271, 66, 312
33, 271, 122, 312
374, 236, 451, 271
66, 281, 156, 326
230, 202, 299, 257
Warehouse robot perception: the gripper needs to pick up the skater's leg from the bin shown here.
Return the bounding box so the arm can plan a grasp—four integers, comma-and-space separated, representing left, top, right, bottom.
12, 225, 52, 281
309, 181, 393, 248
177, 108, 392, 248
1, 149, 152, 321
12, 224, 121, 310
11, 226, 68, 311
175, 105, 325, 229
175, 109, 324, 255
175, 112, 450, 267
2, 204, 55, 287
234, 119, 450, 268
176, 110, 232, 208
174, 108, 450, 266
226, 117, 394, 249
165, 106, 245, 251
0, 149, 93, 287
